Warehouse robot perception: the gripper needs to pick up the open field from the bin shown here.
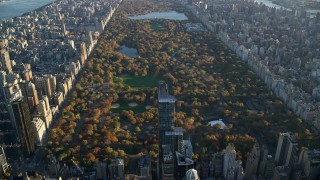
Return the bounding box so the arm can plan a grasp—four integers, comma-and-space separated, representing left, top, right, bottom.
120, 74, 161, 90
111, 102, 146, 114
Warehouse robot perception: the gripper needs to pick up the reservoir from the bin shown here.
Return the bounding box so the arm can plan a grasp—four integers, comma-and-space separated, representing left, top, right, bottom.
129, 11, 188, 20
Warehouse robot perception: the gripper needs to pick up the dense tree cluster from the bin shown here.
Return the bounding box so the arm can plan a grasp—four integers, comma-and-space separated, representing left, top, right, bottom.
46, 0, 317, 167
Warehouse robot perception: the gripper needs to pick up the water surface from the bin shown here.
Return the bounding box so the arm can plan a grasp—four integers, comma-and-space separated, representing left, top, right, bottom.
255, 0, 291, 10
306, 9, 320, 13
119, 46, 138, 58
129, 11, 188, 20
0, 0, 53, 19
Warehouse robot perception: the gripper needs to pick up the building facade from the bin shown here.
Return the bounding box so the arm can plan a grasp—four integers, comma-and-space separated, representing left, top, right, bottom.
0, 146, 9, 177
275, 132, 298, 167
108, 158, 124, 179
37, 95, 52, 129
0, 49, 12, 74
11, 97, 36, 156
32, 117, 46, 146
158, 82, 175, 180
298, 147, 320, 179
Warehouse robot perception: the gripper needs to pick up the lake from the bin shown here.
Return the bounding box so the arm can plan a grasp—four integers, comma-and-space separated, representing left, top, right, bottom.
255, 0, 320, 14
129, 11, 188, 20
119, 46, 138, 58
306, 9, 320, 14
255, 0, 291, 10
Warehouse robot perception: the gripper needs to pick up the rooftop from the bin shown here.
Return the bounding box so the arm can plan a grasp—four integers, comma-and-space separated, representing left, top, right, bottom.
165, 127, 183, 136
281, 132, 297, 144
158, 82, 175, 103
176, 151, 194, 166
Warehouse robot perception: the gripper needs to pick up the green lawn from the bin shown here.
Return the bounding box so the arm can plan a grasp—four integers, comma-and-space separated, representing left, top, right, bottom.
111, 103, 146, 114
111, 73, 161, 114
150, 22, 165, 32
120, 74, 161, 90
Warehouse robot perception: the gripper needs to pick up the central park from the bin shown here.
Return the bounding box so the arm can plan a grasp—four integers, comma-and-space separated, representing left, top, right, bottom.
46, 0, 318, 171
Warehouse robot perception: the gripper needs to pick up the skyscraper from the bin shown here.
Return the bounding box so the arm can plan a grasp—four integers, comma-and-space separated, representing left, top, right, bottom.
96, 161, 107, 180
272, 166, 290, 180
45, 74, 57, 96
223, 143, 237, 179
0, 71, 7, 101
15, 63, 33, 81
245, 143, 261, 180
3, 82, 23, 108
80, 42, 87, 65
275, 132, 298, 167
32, 117, 46, 146
298, 147, 320, 179
11, 97, 36, 156
108, 158, 124, 179
19, 81, 39, 112
0, 146, 9, 177
175, 140, 194, 179
245, 143, 275, 179
27, 82, 39, 107
211, 152, 224, 177
0, 49, 12, 74
158, 82, 195, 179
158, 82, 175, 149
258, 146, 274, 179
0, 81, 21, 158
37, 95, 52, 129
158, 82, 175, 179
34, 76, 52, 98
161, 144, 175, 179
138, 154, 152, 178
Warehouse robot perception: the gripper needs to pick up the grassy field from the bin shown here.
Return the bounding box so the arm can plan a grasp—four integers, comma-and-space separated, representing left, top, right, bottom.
110, 73, 161, 113
150, 21, 165, 32
111, 102, 146, 114
120, 74, 161, 90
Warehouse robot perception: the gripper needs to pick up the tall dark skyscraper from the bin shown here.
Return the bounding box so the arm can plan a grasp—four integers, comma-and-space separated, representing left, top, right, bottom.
275, 132, 298, 167
11, 97, 36, 156
0, 146, 8, 176
245, 143, 261, 180
245, 143, 275, 180
158, 82, 175, 153
158, 82, 175, 180
157, 82, 195, 180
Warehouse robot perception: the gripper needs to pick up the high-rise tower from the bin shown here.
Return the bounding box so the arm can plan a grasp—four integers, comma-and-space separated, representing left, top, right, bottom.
0, 49, 12, 74
34, 76, 52, 98
158, 82, 175, 180
245, 143, 275, 179
158, 82, 175, 158
245, 143, 261, 180
0, 146, 8, 177
0, 146, 9, 177
19, 81, 39, 113
275, 132, 298, 167
11, 97, 36, 156
298, 147, 320, 179
158, 82, 195, 180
